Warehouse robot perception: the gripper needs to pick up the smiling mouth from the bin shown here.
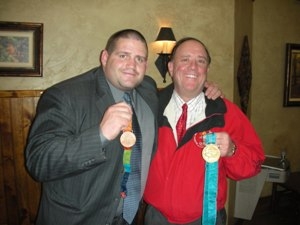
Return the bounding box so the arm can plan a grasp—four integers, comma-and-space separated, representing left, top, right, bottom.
123, 70, 137, 76
186, 74, 197, 78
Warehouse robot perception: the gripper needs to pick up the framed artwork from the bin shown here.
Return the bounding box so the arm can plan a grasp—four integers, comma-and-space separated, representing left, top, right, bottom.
0, 21, 43, 77
283, 43, 300, 106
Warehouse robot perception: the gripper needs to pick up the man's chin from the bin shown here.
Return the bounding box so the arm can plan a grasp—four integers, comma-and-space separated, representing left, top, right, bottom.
120, 81, 141, 91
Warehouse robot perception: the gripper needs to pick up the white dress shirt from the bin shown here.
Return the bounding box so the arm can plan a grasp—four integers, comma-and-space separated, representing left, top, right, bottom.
164, 91, 207, 143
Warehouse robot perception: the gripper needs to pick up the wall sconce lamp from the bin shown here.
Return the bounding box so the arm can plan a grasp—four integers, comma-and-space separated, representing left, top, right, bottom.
155, 27, 176, 83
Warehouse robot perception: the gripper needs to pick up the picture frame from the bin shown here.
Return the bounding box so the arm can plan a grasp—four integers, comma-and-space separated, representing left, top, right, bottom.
0, 21, 43, 77
283, 43, 300, 107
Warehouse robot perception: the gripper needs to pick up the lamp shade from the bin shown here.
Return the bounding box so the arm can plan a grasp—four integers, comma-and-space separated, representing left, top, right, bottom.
155, 27, 176, 41
154, 27, 176, 83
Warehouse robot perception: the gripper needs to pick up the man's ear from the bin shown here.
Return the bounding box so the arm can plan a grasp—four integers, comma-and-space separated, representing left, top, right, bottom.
168, 61, 173, 77
100, 50, 108, 66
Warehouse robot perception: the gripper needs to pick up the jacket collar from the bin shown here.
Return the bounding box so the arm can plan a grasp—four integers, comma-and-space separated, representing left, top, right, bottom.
158, 83, 227, 148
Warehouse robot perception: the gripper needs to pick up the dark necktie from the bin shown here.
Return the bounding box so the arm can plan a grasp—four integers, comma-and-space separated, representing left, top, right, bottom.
122, 92, 142, 224
176, 103, 188, 143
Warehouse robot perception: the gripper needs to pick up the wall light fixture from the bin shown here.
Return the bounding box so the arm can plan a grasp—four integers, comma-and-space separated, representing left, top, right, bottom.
154, 27, 176, 83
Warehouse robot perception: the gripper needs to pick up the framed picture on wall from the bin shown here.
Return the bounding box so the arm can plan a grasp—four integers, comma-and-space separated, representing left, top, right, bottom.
283, 43, 300, 107
0, 21, 43, 77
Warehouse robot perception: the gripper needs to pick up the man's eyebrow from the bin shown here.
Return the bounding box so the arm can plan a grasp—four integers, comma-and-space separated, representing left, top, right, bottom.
114, 51, 147, 59
198, 55, 208, 59
115, 51, 129, 54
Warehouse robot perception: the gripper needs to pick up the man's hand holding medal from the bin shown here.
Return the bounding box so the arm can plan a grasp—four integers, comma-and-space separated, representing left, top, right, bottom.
194, 131, 236, 163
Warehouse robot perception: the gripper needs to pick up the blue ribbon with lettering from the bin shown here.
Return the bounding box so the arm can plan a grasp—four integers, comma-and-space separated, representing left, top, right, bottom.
203, 133, 218, 225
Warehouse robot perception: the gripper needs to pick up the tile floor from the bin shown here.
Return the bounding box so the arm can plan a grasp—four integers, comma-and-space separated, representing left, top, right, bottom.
233, 192, 300, 225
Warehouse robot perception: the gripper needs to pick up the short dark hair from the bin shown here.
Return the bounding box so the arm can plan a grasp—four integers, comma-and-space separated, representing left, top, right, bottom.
169, 37, 211, 64
105, 29, 148, 57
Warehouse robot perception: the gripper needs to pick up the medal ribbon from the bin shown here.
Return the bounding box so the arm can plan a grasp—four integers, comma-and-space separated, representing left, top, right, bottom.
122, 124, 133, 173
120, 135, 133, 198
120, 94, 134, 197
203, 133, 218, 225
121, 92, 142, 223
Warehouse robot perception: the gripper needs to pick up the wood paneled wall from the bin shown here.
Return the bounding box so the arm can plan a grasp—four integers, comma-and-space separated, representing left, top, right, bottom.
0, 90, 42, 225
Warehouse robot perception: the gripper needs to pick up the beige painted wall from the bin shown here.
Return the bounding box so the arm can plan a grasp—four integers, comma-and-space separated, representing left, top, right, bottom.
252, 0, 300, 196
0, 0, 234, 100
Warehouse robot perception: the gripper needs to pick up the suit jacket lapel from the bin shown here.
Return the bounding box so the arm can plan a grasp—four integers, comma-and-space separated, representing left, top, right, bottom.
94, 67, 116, 116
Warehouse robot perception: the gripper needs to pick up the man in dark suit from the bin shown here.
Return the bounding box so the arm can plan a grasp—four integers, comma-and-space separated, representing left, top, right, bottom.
25, 29, 222, 225
26, 29, 158, 225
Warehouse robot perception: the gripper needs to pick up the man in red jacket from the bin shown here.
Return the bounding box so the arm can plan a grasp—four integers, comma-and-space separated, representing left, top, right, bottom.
143, 37, 265, 225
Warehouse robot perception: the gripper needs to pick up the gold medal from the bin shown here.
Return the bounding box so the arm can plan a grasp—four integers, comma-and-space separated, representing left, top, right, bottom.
120, 116, 136, 148
120, 131, 136, 148
202, 144, 220, 163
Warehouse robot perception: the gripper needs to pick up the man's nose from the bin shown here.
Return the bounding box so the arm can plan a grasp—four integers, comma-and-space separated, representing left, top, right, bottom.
126, 57, 136, 67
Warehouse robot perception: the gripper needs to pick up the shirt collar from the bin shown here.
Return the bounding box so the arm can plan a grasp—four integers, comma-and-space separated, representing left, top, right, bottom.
172, 90, 205, 110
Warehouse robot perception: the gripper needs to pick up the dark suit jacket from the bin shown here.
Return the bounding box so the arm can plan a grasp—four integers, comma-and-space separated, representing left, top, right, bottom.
25, 67, 158, 225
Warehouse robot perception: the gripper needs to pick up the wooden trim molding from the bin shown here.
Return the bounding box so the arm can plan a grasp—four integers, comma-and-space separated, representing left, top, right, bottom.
0, 90, 43, 98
